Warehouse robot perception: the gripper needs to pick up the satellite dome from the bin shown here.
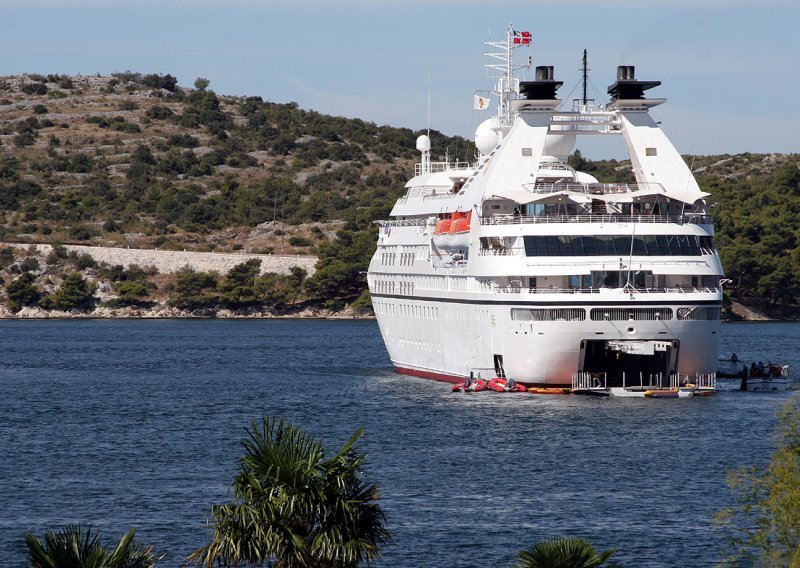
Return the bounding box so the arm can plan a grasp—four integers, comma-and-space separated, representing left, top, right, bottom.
475, 117, 501, 155
542, 133, 576, 161
416, 135, 431, 152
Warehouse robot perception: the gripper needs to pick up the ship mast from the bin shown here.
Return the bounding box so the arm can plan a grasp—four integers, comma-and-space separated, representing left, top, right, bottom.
582, 49, 589, 106
483, 25, 532, 127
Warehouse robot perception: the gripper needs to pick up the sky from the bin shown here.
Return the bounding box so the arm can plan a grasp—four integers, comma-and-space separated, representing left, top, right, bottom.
3, 0, 798, 159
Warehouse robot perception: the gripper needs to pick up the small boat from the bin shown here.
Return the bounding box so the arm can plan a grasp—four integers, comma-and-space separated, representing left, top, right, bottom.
736, 363, 792, 392
745, 376, 791, 392
528, 387, 572, 395
432, 211, 472, 251
743, 365, 792, 392
486, 377, 527, 392
644, 387, 694, 398
717, 358, 747, 379
452, 377, 488, 392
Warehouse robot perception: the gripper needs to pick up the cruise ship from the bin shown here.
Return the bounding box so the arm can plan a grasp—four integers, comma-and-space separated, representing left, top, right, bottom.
367, 28, 723, 390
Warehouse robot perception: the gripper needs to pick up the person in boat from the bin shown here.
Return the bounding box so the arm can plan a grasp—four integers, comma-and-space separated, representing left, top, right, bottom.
750, 362, 757, 376
731, 352, 738, 363
506, 377, 516, 390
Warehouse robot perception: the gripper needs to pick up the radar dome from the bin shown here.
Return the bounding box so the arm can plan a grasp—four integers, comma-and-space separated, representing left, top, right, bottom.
475, 117, 501, 155
542, 133, 576, 161
416, 135, 431, 152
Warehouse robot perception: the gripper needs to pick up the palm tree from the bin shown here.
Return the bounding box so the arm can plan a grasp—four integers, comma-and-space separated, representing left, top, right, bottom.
187, 416, 388, 567
25, 524, 159, 568
513, 537, 619, 568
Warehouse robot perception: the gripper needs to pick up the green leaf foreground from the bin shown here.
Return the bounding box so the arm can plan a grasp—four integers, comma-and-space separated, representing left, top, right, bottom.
186, 417, 389, 568
25, 524, 160, 568
513, 536, 619, 568
715, 399, 800, 566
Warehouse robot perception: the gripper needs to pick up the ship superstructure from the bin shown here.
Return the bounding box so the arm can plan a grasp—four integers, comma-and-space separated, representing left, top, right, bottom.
367, 27, 722, 389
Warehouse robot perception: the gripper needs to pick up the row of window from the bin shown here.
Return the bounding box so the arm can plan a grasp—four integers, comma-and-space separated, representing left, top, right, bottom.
510, 306, 720, 322
379, 247, 426, 266
522, 234, 714, 257
373, 300, 491, 323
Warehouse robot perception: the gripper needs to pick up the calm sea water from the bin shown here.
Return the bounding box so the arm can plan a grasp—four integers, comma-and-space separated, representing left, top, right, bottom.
0, 319, 797, 567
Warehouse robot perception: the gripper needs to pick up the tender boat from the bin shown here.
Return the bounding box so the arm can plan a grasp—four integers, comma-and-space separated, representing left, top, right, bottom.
487, 377, 527, 392
452, 377, 488, 392
742, 364, 792, 392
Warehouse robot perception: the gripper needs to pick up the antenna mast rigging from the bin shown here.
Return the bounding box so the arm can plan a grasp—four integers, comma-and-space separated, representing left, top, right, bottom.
482, 25, 532, 126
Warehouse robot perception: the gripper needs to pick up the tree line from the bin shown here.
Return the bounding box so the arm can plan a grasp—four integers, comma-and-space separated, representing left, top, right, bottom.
1, 241, 372, 315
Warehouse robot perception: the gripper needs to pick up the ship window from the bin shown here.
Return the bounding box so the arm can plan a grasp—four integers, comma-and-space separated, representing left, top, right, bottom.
511, 308, 586, 321
677, 307, 720, 321
522, 235, 702, 257
645, 147, 657, 156
568, 275, 592, 288
596, 236, 616, 255
590, 308, 673, 321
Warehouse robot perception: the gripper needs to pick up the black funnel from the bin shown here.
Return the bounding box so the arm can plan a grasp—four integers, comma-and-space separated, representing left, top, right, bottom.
520, 66, 563, 100
608, 65, 660, 100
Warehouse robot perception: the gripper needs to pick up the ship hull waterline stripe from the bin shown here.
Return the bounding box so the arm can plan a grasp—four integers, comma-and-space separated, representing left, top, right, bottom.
393, 365, 571, 389
371, 292, 721, 308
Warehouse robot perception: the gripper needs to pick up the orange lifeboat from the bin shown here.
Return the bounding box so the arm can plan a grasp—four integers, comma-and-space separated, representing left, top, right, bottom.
448, 211, 472, 234
433, 217, 453, 235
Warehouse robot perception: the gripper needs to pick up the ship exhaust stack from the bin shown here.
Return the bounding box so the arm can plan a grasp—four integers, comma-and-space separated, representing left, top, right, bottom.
519, 66, 563, 100
608, 65, 661, 101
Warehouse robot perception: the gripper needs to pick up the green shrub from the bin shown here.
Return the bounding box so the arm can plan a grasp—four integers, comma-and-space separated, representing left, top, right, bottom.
118, 99, 139, 111
142, 73, 178, 92
146, 105, 174, 120
21, 83, 48, 96
39, 273, 96, 311
13, 132, 36, 147
6, 272, 40, 312
20, 257, 39, 272
170, 269, 219, 309
0, 247, 16, 269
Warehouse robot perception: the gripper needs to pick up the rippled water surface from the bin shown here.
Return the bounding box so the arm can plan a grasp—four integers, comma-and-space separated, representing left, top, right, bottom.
1, 319, 797, 566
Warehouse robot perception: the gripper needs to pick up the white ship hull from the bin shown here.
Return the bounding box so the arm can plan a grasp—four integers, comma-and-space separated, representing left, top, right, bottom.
371, 292, 720, 387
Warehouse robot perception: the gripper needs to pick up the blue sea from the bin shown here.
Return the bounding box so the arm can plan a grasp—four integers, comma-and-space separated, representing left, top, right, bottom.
0, 319, 797, 566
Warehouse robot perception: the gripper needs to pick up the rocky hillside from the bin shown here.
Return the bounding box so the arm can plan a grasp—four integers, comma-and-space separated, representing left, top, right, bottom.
2, 72, 800, 315
0, 72, 473, 254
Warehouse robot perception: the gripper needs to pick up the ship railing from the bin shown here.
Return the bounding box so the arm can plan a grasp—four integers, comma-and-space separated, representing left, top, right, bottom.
477, 248, 523, 256
480, 214, 713, 225
432, 259, 468, 269
495, 286, 719, 295
415, 161, 476, 176
423, 192, 461, 201
572, 371, 607, 391
521, 181, 665, 195
374, 218, 431, 228
694, 372, 716, 390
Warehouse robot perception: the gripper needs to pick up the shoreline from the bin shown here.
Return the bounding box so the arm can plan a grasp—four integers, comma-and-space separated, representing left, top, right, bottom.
0, 304, 376, 321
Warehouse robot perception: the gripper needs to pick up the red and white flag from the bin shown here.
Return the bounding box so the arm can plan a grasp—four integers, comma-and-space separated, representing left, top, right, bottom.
513, 30, 531, 45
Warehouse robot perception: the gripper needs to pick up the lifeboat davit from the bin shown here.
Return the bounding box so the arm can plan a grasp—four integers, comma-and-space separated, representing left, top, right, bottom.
487, 377, 527, 393
433, 211, 471, 250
